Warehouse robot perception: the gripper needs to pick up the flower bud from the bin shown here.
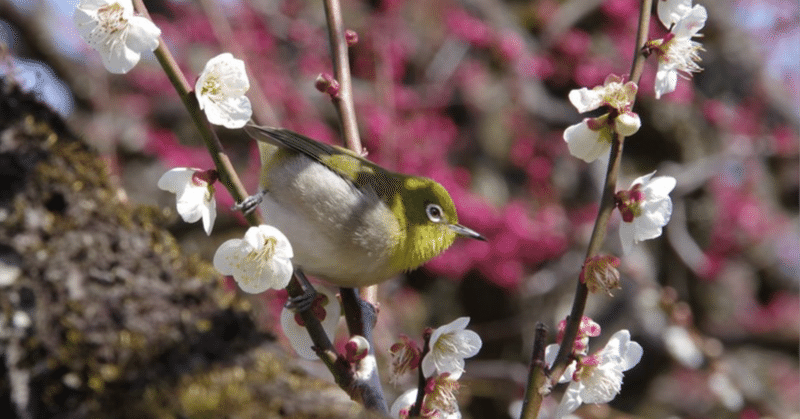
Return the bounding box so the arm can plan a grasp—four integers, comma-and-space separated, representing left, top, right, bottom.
314, 73, 340, 97
581, 255, 622, 295
345, 29, 359, 46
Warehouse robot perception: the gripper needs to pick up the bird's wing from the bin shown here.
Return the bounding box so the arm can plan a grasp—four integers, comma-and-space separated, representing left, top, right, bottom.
244, 124, 351, 163
245, 124, 391, 186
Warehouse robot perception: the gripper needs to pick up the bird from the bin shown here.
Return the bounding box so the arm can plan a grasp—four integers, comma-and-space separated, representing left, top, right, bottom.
242, 124, 485, 288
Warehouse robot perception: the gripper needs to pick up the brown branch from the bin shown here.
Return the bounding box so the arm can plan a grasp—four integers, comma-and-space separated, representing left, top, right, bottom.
131, 0, 259, 227
544, 0, 653, 393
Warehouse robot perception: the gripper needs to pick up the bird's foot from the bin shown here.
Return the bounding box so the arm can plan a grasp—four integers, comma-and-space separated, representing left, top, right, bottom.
232, 190, 266, 214
285, 269, 317, 313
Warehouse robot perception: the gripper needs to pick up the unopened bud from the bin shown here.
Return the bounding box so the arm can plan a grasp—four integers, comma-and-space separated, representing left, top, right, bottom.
345, 335, 370, 363
581, 255, 622, 295
345, 29, 358, 46
314, 73, 340, 98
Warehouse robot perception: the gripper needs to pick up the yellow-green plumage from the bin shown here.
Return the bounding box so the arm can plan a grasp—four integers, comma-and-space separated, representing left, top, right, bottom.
248, 125, 482, 287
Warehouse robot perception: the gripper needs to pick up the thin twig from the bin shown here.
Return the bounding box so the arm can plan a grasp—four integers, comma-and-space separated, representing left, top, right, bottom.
519, 324, 548, 419
131, 0, 258, 227
544, 0, 653, 393
322, 0, 362, 153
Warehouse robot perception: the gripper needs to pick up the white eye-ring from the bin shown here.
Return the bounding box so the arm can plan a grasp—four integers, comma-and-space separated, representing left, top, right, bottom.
426, 203, 444, 223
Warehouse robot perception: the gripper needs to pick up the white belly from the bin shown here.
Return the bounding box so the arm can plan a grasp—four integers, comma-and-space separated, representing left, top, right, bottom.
259, 154, 400, 286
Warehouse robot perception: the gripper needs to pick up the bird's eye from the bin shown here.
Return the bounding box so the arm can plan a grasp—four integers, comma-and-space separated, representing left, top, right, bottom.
426, 203, 443, 223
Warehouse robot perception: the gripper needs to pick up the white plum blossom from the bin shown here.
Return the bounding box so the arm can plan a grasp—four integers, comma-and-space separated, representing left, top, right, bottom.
564, 75, 641, 162
280, 286, 341, 360
421, 317, 482, 380
616, 171, 677, 253
546, 330, 643, 418
73, 0, 161, 74
195, 53, 253, 128
389, 387, 462, 419
157, 168, 217, 235
213, 225, 293, 293
650, 0, 707, 98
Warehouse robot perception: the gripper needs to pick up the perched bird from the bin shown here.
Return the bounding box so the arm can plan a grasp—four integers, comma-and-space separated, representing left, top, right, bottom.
243, 125, 485, 288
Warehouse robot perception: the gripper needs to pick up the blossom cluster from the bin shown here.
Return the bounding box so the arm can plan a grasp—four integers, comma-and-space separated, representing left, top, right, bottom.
545, 319, 643, 418
389, 318, 482, 418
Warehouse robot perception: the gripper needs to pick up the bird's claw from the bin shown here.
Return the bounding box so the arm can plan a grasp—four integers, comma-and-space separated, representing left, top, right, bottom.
232, 190, 266, 214
285, 269, 317, 313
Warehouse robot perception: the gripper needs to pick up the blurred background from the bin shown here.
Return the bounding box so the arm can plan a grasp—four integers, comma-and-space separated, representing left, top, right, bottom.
1, 0, 798, 417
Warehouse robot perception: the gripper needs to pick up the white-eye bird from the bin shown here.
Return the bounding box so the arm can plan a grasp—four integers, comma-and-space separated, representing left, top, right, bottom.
244, 125, 485, 288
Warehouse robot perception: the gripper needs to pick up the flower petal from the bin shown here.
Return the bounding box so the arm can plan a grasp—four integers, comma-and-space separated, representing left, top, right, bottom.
212, 238, 251, 275
619, 220, 635, 254
157, 168, 196, 193
554, 381, 584, 418
657, 0, 693, 29
564, 121, 611, 163
654, 66, 678, 99
125, 16, 161, 52
673, 5, 707, 39
568, 87, 604, 113
390, 389, 418, 419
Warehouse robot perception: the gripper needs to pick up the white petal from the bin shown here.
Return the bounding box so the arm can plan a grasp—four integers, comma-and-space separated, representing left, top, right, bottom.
654, 65, 678, 99
458, 329, 483, 358
157, 168, 196, 193
73, 8, 98, 38
390, 389, 418, 418
554, 381, 584, 418
622, 340, 643, 371
637, 209, 666, 236
435, 355, 466, 380
195, 53, 252, 128
673, 5, 707, 39
564, 121, 611, 163
642, 175, 677, 197
657, 0, 692, 29
544, 343, 560, 368
204, 96, 252, 129
615, 112, 641, 137
429, 317, 469, 347
200, 196, 216, 235
630, 171, 656, 188
619, 220, 635, 253
77, 0, 118, 10
174, 186, 205, 223
604, 330, 631, 357
212, 238, 252, 275
421, 352, 437, 378
125, 16, 161, 52
663, 326, 703, 368
568, 88, 604, 113
101, 41, 141, 74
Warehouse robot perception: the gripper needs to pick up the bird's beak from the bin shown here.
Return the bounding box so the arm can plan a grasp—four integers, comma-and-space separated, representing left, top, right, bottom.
449, 223, 487, 242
